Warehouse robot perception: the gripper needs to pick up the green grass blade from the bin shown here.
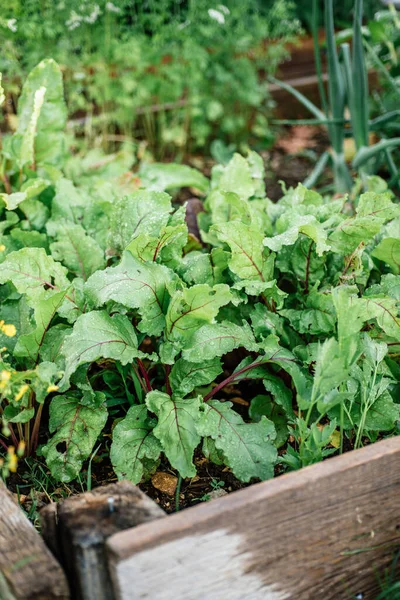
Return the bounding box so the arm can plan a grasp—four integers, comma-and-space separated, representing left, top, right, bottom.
351, 0, 369, 149
272, 118, 346, 126
353, 137, 400, 168
312, 0, 328, 115
303, 150, 331, 188
364, 39, 400, 102
269, 77, 326, 121
369, 110, 400, 130
325, 0, 346, 154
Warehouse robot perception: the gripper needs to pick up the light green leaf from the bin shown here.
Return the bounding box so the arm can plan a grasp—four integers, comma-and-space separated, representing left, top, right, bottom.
372, 238, 400, 274
279, 291, 336, 335
19, 198, 50, 230
50, 177, 89, 223
356, 191, 400, 221
139, 162, 209, 193
169, 357, 223, 397
263, 215, 330, 256
110, 405, 162, 484
249, 395, 288, 448
109, 190, 172, 252
43, 395, 107, 482
126, 223, 187, 266
179, 248, 229, 286
146, 391, 201, 478
7, 59, 66, 168
0, 247, 70, 303
0, 178, 49, 211
14, 290, 68, 363
213, 153, 264, 200
198, 400, 277, 482
165, 283, 232, 344
49, 222, 105, 280
182, 320, 258, 361
85, 251, 173, 336
211, 221, 272, 282
60, 311, 145, 389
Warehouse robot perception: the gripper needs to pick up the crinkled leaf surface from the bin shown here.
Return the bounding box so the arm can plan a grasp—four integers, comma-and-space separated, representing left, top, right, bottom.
109, 190, 172, 252
49, 222, 105, 280
169, 357, 223, 397
372, 238, 400, 274
110, 405, 161, 484
198, 400, 277, 481
85, 251, 173, 336
60, 311, 144, 389
182, 320, 258, 361
165, 283, 232, 344
146, 391, 201, 478
42, 395, 107, 482
0, 247, 70, 303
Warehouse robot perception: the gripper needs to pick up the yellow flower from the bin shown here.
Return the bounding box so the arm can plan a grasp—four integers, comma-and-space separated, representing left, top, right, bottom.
46, 384, 59, 393
0, 245, 5, 252
0, 371, 11, 383
1, 324, 16, 337
0, 370, 11, 391
7, 447, 17, 473
17, 441, 26, 457
15, 384, 29, 402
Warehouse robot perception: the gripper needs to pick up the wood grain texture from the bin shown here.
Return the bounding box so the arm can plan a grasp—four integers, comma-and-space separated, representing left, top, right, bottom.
40, 481, 165, 600
107, 437, 400, 600
0, 481, 70, 600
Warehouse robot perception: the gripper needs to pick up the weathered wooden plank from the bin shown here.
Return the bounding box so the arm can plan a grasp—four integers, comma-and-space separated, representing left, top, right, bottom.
107, 437, 400, 600
40, 481, 165, 600
0, 481, 70, 600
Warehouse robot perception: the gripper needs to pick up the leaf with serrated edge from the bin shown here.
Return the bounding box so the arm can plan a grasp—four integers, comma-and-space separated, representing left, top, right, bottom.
169, 357, 223, 396
60, 311, 147, 389
110, 405, 162, 484
146, 391, 201, 478
42, 395, 107, 482
182, 320, 258, 361
85, 251, 173, 336
165, 283, 232, 344
198, 400, 277, 481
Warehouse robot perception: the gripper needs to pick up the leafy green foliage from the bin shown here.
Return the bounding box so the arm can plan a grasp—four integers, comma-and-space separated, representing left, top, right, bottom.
0, 0, 300, 158
0, 60, 399, 489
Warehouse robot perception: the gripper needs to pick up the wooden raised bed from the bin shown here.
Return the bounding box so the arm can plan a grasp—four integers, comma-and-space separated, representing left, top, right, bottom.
5, 436, 388, 599
104, 437, 400, 600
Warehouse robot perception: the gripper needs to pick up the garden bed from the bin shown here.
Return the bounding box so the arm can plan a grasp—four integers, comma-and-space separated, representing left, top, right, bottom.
2, 437, 399, 600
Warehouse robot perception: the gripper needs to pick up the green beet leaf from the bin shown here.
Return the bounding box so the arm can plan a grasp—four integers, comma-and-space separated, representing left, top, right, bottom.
182, 320, 258, 361
146, 391, 201, 478
14, 290, 68, 363
169, 357, 223, 397
43, 395, 107, 482
110, 405, 162, 484
139, 162, 209, 194
85, 251, 173, 336
198, 400, 277, 481
165, 283, 232, 345
372, 238, 400, 274
60, 311, 147, 389
3, 59, 66, 169
0, 247, 70, 302
211, 221, 271, 282
49, 222, 106, 280
109, 190, 172, 252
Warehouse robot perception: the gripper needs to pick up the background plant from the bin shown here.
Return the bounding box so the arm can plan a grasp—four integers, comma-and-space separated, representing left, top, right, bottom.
272, 0, 400, 193
0, 0, 300, 159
